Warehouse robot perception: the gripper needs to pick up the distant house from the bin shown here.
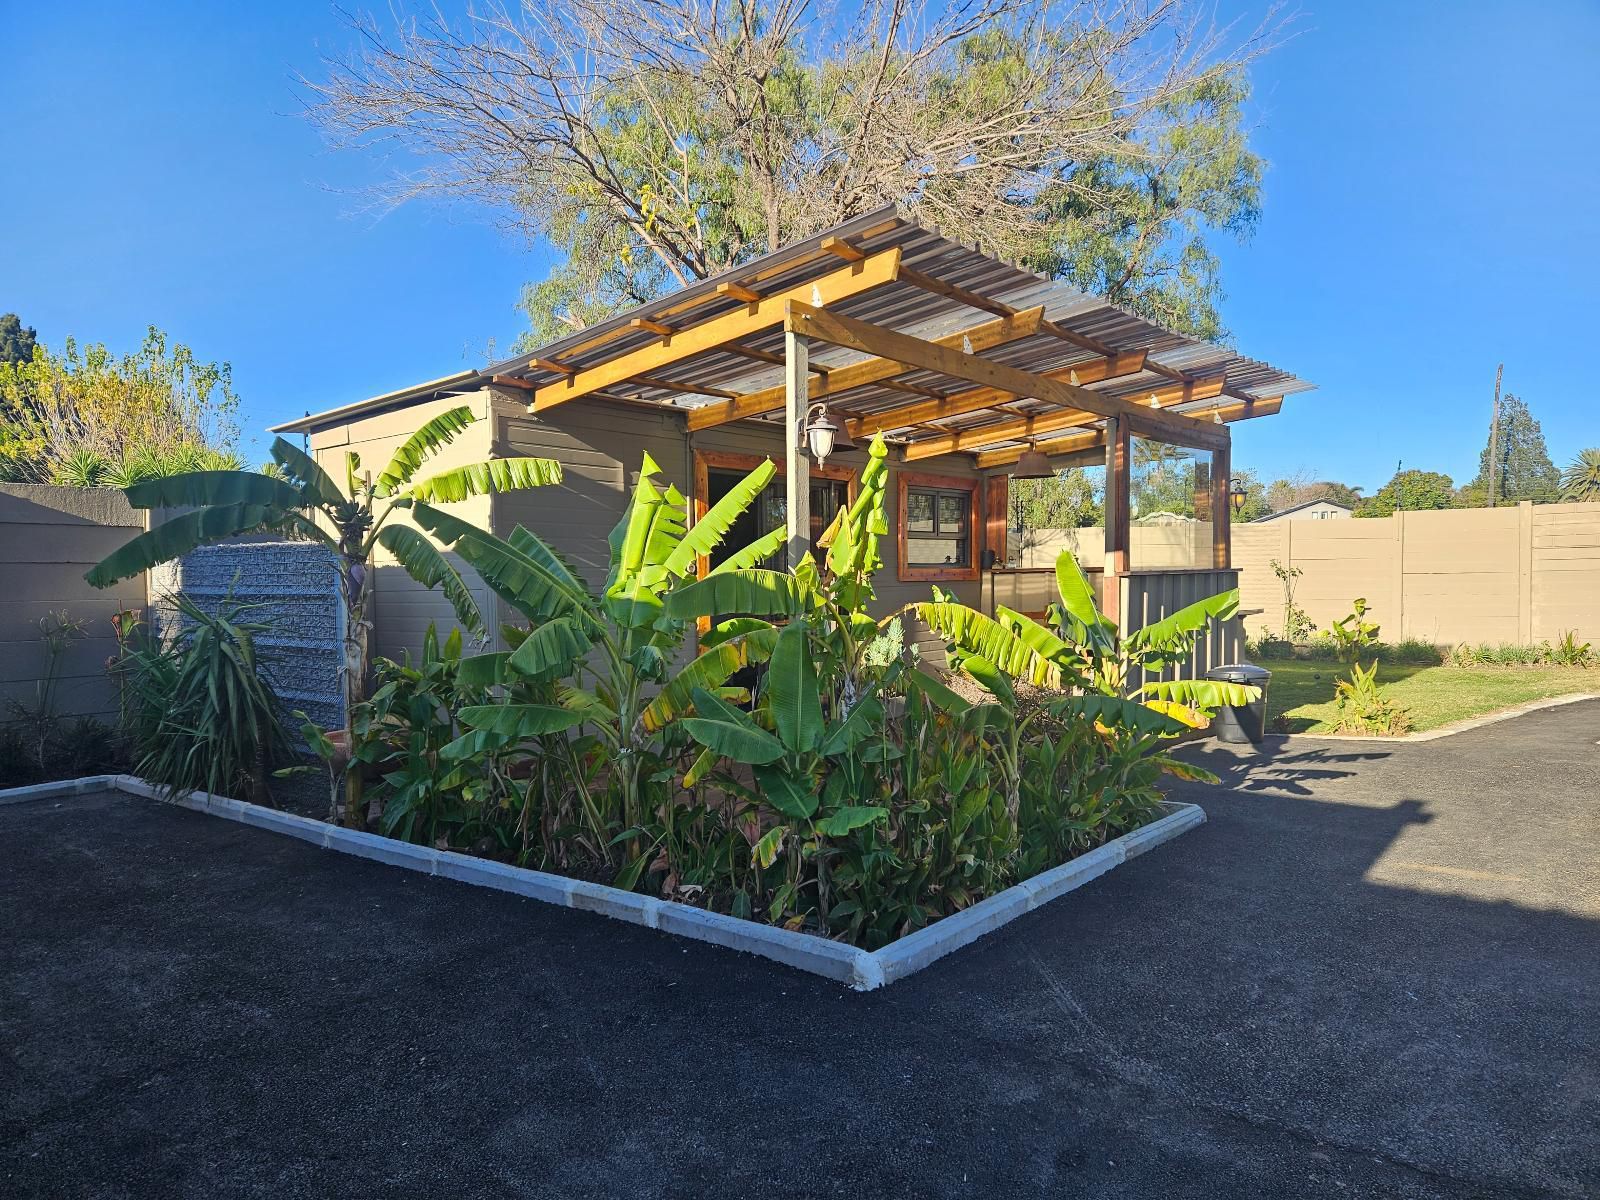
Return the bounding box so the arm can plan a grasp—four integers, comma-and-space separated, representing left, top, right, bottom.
1254, 498, 1352, 523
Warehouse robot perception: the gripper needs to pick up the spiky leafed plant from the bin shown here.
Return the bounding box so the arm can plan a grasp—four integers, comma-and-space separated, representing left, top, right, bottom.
85, 405, 562, 825
1560, 448, 1600, 503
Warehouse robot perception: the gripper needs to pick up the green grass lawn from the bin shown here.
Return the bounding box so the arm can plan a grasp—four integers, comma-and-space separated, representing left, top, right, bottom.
1256, 658, 1600, 734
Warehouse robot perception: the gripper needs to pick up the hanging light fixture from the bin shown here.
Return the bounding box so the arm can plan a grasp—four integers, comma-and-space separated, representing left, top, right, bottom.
1228, 476, 1249, 514
1012, 442, 1054, 478
801, 403, 854, 466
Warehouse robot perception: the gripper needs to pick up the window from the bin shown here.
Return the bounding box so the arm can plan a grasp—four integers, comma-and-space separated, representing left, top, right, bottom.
897, 471, 980, 581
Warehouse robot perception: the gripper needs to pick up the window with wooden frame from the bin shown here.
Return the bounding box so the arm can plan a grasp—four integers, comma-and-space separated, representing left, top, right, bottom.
897, 470, 981, 582
691, 449, 858, 578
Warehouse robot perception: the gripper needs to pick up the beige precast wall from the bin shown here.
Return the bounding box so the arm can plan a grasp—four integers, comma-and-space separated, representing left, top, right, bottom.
1234, 501, 1600, 646
1016, 521, 1213, 571
0, 485, 146, 724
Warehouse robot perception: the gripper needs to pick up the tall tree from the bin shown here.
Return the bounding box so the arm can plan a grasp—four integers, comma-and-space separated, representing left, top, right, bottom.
1265, 472, 1361, 512
0, 313, 37, 365
306, 0, 1278, 345
1462, 393, 1559, 505
1355, 469, 1455, 517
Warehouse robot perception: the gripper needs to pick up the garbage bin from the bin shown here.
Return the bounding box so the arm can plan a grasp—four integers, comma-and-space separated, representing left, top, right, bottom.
1206, 663, 1272, 744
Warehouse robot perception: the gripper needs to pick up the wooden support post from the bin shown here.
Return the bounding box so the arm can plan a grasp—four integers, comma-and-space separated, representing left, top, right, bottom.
1211, 439, 1231, 569
1104, 416, 1131, 625
785, 328, 811, 568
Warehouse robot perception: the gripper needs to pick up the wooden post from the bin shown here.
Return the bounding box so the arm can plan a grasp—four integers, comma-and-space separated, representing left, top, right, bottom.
784, 325, 811, 568
1103, 416, 1130, 624
1211, 438, 1231, 569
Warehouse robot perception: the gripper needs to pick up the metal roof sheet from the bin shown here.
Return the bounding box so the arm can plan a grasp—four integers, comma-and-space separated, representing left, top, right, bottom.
271, 206, 1312, 453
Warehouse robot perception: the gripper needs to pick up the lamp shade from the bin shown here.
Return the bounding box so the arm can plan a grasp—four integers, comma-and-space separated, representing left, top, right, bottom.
803, 406, 854, 465
1012, 446, 1054, 478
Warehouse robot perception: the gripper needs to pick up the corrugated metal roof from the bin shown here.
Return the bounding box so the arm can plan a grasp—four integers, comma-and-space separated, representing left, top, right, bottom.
271, 206, 1312, 456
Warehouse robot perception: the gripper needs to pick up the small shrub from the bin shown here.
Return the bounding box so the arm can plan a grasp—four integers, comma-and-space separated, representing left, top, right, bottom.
1332, 660, 1413, 736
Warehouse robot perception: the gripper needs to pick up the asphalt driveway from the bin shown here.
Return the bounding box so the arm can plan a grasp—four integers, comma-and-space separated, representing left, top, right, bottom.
3, 700, 1597, 1199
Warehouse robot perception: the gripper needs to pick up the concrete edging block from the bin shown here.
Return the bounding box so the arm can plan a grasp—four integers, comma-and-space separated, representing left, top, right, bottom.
0, 775, 120, 806
9, 776, 1206, 992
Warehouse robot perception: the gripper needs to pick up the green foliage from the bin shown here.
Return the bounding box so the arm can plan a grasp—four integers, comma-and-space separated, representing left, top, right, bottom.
111, 598, 295, 801
0, 313, 37, 366
1270, 558, 1316, 642
1465, 394, 1559, 505
1331, 660, 1413, 736
1445, 634, 1595, 669
311, 5, 1272, 346
1355, 469, 1456, 517
1560, 449, 1600, 503
86, 405, 562, 829
0, 610, 127, 786
0, 325, 240, 485
1329, 597, 1381, 665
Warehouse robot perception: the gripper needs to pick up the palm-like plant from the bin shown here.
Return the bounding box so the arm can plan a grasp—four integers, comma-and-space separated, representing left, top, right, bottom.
85, 405, 562, 824
410, 449, 791, 863
1560, 448, 1600, 503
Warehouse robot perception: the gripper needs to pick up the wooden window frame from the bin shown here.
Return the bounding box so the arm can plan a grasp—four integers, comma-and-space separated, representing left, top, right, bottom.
691, 449, 859, 582
897, 469, 982, 583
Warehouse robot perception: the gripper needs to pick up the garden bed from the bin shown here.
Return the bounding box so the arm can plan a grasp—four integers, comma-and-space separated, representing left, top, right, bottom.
0, 774, 1204, 990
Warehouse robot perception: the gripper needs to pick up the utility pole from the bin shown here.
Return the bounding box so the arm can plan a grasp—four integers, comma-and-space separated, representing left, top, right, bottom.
1488, 363, 1503, 507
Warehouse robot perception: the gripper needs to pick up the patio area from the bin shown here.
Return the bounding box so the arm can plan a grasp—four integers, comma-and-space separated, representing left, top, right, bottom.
4, 700, 1597, 1199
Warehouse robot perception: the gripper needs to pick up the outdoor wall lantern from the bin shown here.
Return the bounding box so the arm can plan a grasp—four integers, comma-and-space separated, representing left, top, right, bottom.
801, 402, 853, 466
1228, 477, 1249, 514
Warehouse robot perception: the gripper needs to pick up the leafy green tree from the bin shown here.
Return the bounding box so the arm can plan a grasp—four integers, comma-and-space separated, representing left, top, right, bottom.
1265, 475, 1361, 512
86, 407, 563, 825
1561, 449, 1600, 503
307, 1, 1277, 344
1356, 469, 1456, 517
1463, 393, 1559, 505
0, 326, 239, 484
0, 313, 37, 365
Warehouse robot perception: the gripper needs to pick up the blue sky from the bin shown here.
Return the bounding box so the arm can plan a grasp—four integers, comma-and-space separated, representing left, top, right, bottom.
4, 1, 1596, 492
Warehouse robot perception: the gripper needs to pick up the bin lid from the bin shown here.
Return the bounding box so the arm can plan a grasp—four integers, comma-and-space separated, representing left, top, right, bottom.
1206, 662, 1272, 684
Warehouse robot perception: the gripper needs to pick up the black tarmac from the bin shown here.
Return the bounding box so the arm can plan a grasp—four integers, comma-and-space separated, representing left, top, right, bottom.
3, 700, 1597, 1198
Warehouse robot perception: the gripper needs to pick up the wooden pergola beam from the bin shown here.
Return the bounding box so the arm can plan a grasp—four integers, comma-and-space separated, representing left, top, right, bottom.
530, 248, 902, 413
901, 372, 1221, 461
787, 301, 1226, 451
684, 305, 1045, 431
975, 396, 1281, 468
845, 350, 1148, 440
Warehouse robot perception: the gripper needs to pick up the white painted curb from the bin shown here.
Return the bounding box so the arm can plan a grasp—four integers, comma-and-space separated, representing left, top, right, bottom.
1, 777, 1205, 991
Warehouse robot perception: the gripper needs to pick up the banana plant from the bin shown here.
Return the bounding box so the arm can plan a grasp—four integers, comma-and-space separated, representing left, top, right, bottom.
85, 404, 563, 825
408, 450, 790, 863
914, 548, 1257, 729
678, 618, 892, 927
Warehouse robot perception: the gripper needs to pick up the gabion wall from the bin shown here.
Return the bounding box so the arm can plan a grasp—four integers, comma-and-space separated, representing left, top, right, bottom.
150, 540, 344, 735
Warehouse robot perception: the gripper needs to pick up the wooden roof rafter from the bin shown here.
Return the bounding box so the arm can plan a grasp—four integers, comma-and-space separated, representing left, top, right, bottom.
786, 301, 1229, 452
975, 395, 1283, 468
900, 373, 1225, 461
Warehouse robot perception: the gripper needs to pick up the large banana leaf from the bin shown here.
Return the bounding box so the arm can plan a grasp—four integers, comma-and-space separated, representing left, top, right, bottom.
507, 525, 592, 599
766, 620, 821, 753
604, 456, 687, 627
457, 652, 514, 687
1054, 551, 1117, 650
637, 637, 771, 732
707, 526, 786, 575
1126, 588, 1241, 653
374, 405, 476, 495
753, 763, 818, 819
819, 687, 884, 755
681, 686, 786, 765
507, 616, 593, 681
1045, 694, 1187, 736
122, 470, 306, 512
664, 570, 811, 621
662, 458, 776, 578
457, 703, 585, 737
952, 652, 1017, 707
412, 502, 593, 626
903, 668, 971, 717
86, 503, 287, 588
1137, 677, 1259, 709
406, 457, 563, 503
912, 602, 1063, 689
375, 525, 484, 637
270, 437, 347, 509
994, 604, 1085, 678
